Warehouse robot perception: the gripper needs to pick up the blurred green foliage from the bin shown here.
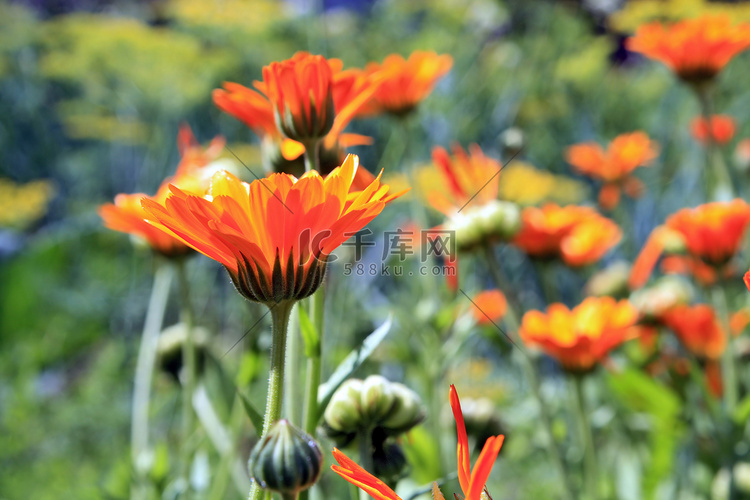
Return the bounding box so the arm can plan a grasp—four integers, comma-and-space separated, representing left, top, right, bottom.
2, 0, 750, 498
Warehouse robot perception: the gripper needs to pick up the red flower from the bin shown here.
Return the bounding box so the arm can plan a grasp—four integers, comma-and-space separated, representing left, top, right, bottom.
690, 115, 736, 145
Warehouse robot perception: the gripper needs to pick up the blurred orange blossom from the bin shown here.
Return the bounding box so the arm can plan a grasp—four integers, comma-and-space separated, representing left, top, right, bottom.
142, 155, 404, 304
99, 126, 224, 256
661, 304, 726, 360
565, 131, 658, 210
629, 200, 750, 288
513, 204, 621, 266
626, 15, 750, 83
690, 115, 736, 145
358, 50, 453, 117
519, 297, 639, 372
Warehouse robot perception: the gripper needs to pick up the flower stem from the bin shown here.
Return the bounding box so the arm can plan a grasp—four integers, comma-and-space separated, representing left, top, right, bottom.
303, 140, 321, 173
248, 300, 295, 500
694, 83, 732, 201
303, 286, 325, 434
573, 375, 598, 500
358, 428, 374, 500
711, 284, 738, 414
176, 258, 197, 482
130, 260, 173, 500
482, 245, 575, 500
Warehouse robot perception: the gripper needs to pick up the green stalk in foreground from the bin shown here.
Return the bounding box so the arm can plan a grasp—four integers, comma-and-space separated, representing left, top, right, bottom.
176, 258, 197, 482
130, 260, 173, 500
483, 245, 575, 500
573, 375, 598, 500
248, 300, 295, 500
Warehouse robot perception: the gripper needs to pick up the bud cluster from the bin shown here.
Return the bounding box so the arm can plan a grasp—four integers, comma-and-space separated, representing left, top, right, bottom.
323, 375, 424, 442
445, 200, 521, 252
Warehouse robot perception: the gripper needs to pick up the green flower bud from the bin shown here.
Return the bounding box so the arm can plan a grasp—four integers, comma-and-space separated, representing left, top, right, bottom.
247, 419, 323, 495
379, 382, 424, 433
360, 375, 396, 424
324, 379, 364, 433
446, 200, 521, 252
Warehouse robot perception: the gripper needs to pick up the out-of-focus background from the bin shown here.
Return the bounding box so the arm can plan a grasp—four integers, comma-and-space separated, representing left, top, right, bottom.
3, 0, 750, 498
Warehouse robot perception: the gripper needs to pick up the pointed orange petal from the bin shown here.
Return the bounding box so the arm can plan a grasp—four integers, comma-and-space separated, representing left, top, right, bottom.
331, 449, 402, 500
628, 226, 667, 289
465, 435, 504, 500
449, 385, 471, 495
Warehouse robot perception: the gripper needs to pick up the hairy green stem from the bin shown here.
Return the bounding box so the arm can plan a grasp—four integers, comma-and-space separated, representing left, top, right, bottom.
130, 261, 173, 500
573, 376, 598, 500
303, 140, 321, 173
248, 300, 295, 500
358, 427, 374, 500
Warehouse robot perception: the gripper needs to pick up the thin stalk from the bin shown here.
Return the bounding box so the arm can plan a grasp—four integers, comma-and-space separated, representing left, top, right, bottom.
176, 258, 197, 482
483, 245, 575, 500
286, 303, 301, 425
694, 83, 732, 201
248, 300, 296, 500
711, 283, 738, 497
130, 260, 173, 500
281, 493, 299, 500
573, 376, 598, 500
303, 140, 321, 173
358, 428, 373, 500
303, 286, 325, 434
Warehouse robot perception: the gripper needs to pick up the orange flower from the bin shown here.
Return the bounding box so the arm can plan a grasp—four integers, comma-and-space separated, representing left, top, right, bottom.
519, 297, 639, 372
99, 126, 224, 256
331, 385, 503, 500
690, 115, 736, 145
744, 270, 750, 293
661, 304, 726, 359
730, 308, 750, 337
626, 15, 750, 83
142, 155, 403, 304
513, 204, 621, 266
629, 200, 750, 288
427, 143, 501, 216
359, 51, 453, 117
565, 132, 659, 210
214, 53, 379, 172
470, 289, 507, 325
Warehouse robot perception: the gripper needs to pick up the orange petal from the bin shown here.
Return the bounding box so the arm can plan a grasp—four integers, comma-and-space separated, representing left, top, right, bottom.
449, 384, 471, 495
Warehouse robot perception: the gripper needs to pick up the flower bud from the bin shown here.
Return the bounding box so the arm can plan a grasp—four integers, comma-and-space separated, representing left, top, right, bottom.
446, 200, 521, 252
630, 276, 693, 321
324, 379, 364, 433
247, 419, 323, 495
360, 375, 396, 424
499, 127, 525, 159
585, 261, 630, 298
157, 323, 210, 382
372, 441, 409, 486
379, 382, 424, 433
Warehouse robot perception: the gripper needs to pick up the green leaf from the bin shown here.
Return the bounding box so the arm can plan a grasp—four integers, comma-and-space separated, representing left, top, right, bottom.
298, 306, 320, 358
316, 315, 393, 421
733, 394, 750, 425
608, 368, 684, 500
238, 391, 264, 435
